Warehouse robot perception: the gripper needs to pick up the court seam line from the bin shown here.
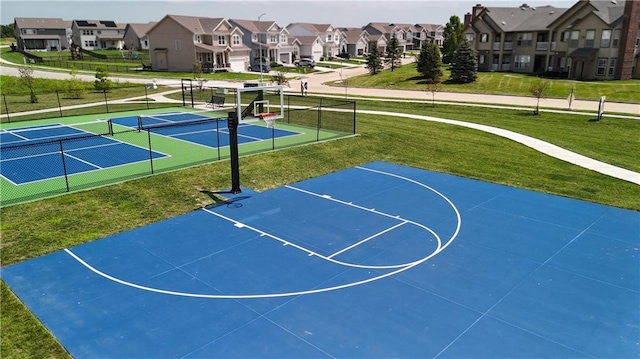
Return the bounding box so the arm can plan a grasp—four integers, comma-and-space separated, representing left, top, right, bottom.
327, 221, 408, 259
432, 211, 607, 358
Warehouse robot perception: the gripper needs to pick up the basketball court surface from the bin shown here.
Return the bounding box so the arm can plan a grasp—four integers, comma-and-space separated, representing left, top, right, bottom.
2, 162, 638, 358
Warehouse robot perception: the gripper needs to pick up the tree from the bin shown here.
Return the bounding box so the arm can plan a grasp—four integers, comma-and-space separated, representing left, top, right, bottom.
192, 62, 205, 91
384, 33, 402, 72
93, 66, 112, 92
366, 46, 384, 75
417, 42, 443, 83
442, 15, 464, 63
449, 40, 478, 84
529, 79, 549, 115
18, 66, 38, 103
270, 71, 290, 87
425, 82, 442, 107
67, 66, 87, 99
0, 23, 15, 38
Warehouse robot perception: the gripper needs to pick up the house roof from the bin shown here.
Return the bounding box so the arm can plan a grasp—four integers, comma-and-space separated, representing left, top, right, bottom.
287, 22, 333, 35
293, 35, 324, 46
390, 23, 417, 32
568, 47, 599, 58
341, 28, 369, 44
363, 22, 397, 35
548, 0, 625, 30
161, 15, 229, 34
126, 22, 157, 37
415, 23, 443, 32
14, 17, 71, 29
230, 19, 285, 34
478, 5, 566, 32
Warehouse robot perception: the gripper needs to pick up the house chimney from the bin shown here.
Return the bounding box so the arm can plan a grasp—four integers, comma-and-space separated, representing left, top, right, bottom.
616, 0, 640, 79
464, 12, 473, 27
473, 4, 484, 16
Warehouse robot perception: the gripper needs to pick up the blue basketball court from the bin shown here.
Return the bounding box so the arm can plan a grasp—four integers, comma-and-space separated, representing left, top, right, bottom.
110, 111, 300, 148
2, 162, 638, 358
0, 123, 166, 184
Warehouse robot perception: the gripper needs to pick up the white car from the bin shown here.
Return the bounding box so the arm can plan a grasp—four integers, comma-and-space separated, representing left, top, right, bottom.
294, 58, 316, 68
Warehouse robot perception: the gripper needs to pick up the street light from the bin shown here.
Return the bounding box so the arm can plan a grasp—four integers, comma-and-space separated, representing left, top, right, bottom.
258, 12, 266, 84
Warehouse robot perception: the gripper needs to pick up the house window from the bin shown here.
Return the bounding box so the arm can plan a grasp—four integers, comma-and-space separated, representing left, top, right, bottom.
480, 33, 489, 43
612, 29, 621, 47
561, 31, 569, 42
608, 58, 616, 76
269, 34, 277, 43
252, 33, 258, 42
597, 58, 607, 75
478, 54, 485, 64
175, 39, 181, 50
464, 33, 474, 42
514, 55, 530, 69
585, 30, 595, 48
231, 35, 239, 45
23, 29, 36, 35
218, 36, 226, 45
569, 30, 580, 47
517, 32, 532, 47
636, 30, 640, 46
280, 34, 287, 43
327, 34, 332, 41
601, 30, 611, 48
144, 40, 148, 47
194, 35, 201, 43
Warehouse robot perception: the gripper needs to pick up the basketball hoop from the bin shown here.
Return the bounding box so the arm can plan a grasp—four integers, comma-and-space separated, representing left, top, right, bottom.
259, 112, 277, 129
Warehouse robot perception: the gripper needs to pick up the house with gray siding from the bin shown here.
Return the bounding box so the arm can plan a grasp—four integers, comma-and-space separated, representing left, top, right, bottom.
14, 17, 71, 51
230, 19, 297, 64
287, 23, 341, 58
71, 19, 125, 50
123, 22, 156, 51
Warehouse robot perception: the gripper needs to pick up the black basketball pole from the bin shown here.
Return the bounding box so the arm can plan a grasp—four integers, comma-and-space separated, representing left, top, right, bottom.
228, 111, 242, 194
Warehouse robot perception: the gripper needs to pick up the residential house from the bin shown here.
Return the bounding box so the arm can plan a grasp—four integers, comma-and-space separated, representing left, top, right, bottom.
230, 19, 298, 64
464, 4, 567, 74
415, 23, 445, 48
390, 23, 419, 51
292, 35, 325, 62
464, 1, 639, 80
362, 22, 405, 53
71, 20, 125, 50
147, 15, 251, 72
338, 27, 370, 56
123, 22, 156, 51
14, 17, 71, 51
548, 0, 640, 80
287, 23, 341, 58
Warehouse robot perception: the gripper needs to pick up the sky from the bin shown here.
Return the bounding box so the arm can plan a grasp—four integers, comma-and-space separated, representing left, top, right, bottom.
1, 0, 575, 28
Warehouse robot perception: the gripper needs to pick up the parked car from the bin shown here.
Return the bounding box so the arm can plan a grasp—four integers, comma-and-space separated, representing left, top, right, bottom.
336, 52, 351, 60
294, 57, 316, 68
249, 63, 271, 73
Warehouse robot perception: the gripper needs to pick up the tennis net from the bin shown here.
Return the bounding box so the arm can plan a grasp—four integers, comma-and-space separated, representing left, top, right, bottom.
0, 120, 111, 150
137, 111, 227, 131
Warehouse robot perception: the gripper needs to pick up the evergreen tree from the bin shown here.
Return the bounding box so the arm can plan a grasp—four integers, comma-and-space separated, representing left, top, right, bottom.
417, 42, 443, 83
442, 15, 464, 63
366, 46, 383, 75
384, 33, 402, 72
450, 40, 478, 84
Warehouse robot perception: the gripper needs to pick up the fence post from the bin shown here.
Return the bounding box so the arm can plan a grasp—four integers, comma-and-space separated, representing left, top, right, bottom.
144, 85, 149, 110
103, 88, 109, 113
59, 140, 70, 192
353, 101, 357, 134
3, 94, 10, 123
147, 129, 155, 174
316, 98, 322, 142
216, 119, 221, 160
56, 90, 63, 117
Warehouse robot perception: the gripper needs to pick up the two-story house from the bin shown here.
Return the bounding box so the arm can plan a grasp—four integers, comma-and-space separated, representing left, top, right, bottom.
548, 0, 640, 80
147, 15, 250, 72
390, 23, 418, 51
415, 23, 444, 49
362, 22, 403, 54
287, 23, 341, 59
464, 4, 566, 74
230, 19, 297, 64
122, 22, 156, 51
71, 20, 125, 50
14, 17, 71, 51
338, 27, 370, 56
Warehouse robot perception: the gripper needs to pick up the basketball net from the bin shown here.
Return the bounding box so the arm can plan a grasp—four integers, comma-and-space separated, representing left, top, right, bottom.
259, 112, 277, 129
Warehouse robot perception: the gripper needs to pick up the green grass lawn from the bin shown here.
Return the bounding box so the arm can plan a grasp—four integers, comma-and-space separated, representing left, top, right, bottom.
339, 62, 640, 103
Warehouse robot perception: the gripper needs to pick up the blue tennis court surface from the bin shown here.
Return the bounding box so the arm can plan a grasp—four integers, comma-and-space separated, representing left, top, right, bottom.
0, 123, 166, 184
111, 111, 300, 148
2, 162, 638, 358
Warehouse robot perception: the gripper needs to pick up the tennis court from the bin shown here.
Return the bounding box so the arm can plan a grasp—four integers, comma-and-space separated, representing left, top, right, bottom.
110, 111, 301, 148
2, 162, 637, 358
0, 122, 166, 184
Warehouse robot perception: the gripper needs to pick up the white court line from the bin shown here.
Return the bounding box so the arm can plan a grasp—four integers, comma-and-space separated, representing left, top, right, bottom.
64, 165, 462, 299
64, 153, 103, 169
328, 221, 408, 259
